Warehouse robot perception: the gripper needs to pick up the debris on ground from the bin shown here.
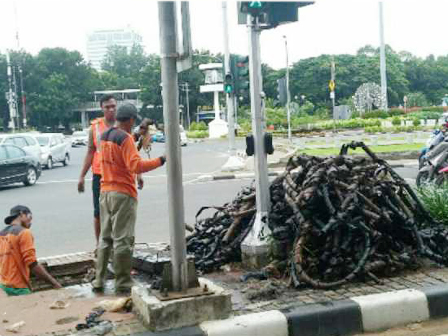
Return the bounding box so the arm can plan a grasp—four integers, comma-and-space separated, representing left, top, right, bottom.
187, 142, 448, 289
6, 321, 25, 333
49, 300, 70, 309
97, 298, 132, 312
75, 308, 108, 331
244, 280, 287, 301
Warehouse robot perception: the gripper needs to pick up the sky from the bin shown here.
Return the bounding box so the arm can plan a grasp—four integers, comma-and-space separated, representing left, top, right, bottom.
0, 0, 447, 69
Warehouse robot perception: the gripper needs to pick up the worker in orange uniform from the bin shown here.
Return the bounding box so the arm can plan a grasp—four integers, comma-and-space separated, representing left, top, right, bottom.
92, 104, 165, 295
0, 205, 62, 296
78, 95, 117, 246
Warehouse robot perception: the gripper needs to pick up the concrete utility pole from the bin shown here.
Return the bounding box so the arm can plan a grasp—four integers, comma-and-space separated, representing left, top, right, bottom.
6, 51, 17, 132
283, 35, 291, 142
379, 1, 388, 111
158, 1, 188, 292
222, 2, 236, 154
241, 14, 271, 267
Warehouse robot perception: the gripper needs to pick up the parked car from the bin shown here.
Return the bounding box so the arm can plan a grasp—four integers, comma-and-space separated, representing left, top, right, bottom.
0, 144, 42, 187
71, 131, 89, 146
0, 133, 42, 164
35, 133, 71, 169
152, 131, 165, 143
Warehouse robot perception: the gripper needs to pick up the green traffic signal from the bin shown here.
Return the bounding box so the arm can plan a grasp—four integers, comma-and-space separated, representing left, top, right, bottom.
249, 1, 263, 9
224, 73, 233, 94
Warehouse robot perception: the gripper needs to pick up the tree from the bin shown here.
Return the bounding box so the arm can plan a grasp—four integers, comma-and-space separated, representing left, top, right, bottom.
26, 48, 97, 129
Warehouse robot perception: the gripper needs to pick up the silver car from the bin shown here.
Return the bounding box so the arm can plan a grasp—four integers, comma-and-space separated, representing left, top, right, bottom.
0, 133, 42, 164
35, 133, 71, 169
71, 131, 89, 146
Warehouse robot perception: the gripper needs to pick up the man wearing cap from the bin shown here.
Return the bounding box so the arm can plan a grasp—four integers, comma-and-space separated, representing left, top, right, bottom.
93, 103, 166, 295
0, 206, 62, 296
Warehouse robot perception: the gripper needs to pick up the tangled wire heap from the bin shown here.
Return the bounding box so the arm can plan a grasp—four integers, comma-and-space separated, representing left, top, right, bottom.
187, 142, 448, 289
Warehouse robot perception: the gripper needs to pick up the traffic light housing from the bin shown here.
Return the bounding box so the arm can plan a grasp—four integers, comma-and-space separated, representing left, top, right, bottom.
230, 55, 250, 97
224, 73, 233, 94
238, 2, 314, 28
277, 77, 287, 106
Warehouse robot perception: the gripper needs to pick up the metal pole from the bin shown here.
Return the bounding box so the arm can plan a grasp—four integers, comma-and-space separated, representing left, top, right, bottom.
185, 83, 191, 129
331, 58, 336, 131
241, 14, 270, 260
222, 2, 236, 154
158, 1, 188, 292
283, 36, 291, 142
6, 51, 16, 132
19, 66, 26, 128
379, 1, 388, 111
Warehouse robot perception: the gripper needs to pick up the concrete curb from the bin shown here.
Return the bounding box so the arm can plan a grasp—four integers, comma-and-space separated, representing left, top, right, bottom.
197, 171, 283, 183
134, 284, 448, 336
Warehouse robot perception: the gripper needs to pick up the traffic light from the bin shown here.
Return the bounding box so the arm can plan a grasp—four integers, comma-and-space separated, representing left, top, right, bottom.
239, 1, 268, 16
277, 77, 287, 106
238, 2, 314, 28
231, 55, 250, 96
224, 73, 233, 94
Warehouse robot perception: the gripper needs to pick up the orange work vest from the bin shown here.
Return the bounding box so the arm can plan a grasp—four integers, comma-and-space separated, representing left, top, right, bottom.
91, 118, 108, 175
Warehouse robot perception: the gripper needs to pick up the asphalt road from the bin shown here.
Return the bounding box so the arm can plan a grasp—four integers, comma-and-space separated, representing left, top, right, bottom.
0, 138, 419, 257
0, 139, 251, 257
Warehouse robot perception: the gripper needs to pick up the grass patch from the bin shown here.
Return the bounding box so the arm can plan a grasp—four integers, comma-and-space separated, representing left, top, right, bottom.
299, 143, 425, 156
417, 184, 448, 226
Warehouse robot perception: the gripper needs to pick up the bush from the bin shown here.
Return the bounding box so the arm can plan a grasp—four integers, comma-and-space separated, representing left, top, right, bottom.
413, 117, 421, 127
417, 184, 448, 226
362, 110, 389, 119
364, 126, 384, 134
408, 111, 442, 121
388, 108, 405, 116
424, 106, 445, 113
189, 121, 208, 131
392, 125, 422, 133
187, 130, 209, 138
392, 116, 402, 126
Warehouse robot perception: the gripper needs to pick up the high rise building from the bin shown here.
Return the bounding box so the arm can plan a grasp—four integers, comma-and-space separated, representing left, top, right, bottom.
86, 27, 143, 71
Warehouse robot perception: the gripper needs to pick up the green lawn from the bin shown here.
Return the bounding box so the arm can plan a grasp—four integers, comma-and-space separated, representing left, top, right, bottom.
299, 143, 425, 156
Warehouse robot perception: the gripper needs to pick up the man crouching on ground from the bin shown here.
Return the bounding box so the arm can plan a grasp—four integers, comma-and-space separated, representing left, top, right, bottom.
0, 206, 62, 296
92, 103, 166, 296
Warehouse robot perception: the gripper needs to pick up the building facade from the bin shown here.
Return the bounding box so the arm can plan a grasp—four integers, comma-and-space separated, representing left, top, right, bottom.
86, 27, 143, 71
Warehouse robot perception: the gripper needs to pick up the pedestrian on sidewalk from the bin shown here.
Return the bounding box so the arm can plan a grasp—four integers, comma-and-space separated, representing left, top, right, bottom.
78, 95, 117, 247
0, 206, 62, 296
92, 104, 166, 296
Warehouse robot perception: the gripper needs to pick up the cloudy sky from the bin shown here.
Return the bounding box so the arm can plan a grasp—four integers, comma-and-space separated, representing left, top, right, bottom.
0, 0, 447, 69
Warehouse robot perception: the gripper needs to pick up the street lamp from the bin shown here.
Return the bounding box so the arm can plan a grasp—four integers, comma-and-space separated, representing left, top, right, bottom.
283, 35, 291, 142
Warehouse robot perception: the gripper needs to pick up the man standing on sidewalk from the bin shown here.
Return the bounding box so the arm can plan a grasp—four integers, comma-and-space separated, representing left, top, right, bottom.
78, 95, 117, 245
92, 104, 165, 295
0, 206, 62, 296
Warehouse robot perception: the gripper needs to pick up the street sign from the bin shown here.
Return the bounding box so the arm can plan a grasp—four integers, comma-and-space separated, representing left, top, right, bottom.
329, 80, 335, 92
330, 91, 335, 99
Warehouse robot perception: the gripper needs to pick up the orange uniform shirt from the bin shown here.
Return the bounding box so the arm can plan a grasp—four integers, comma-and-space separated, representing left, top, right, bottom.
91, 118, 109, 175
100, 127, 163, 199
0, 225, 37, 289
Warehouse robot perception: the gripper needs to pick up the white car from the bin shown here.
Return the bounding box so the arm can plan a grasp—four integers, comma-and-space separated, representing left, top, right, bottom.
35, 133, 71, 169
71, 131, 89, 146
0, 133, 42, 164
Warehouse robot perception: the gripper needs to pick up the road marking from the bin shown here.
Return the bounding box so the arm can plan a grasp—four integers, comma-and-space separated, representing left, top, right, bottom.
36, 171, 223, 185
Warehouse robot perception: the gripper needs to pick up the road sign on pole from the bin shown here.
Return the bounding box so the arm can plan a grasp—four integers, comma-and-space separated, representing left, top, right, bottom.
329, 80, 335, 92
